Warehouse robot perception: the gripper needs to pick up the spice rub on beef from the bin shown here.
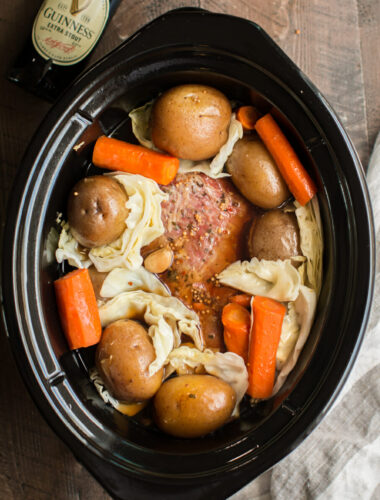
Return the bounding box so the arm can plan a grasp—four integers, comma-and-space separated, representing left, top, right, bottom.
145, 172, 256, 349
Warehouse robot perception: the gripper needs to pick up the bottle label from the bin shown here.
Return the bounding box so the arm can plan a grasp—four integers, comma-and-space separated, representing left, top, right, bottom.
32, 0, 109, 66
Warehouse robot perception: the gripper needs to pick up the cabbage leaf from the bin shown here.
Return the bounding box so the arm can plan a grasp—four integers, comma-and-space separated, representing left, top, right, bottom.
98, 291, 203, 376
272, 285, 317, 395
276, 302, 300, 370
56, 222, 91, 269
218, 257, 301, 302
295, 197, 323, 296
100, 266, 170, 298
89, 367, 120, 409
129, 100, 156, 150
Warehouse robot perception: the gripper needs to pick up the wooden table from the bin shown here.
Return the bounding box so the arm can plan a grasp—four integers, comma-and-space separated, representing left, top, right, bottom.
0, 1, 379, 498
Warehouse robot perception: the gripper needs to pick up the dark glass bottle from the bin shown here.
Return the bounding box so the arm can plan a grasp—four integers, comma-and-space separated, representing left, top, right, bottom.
7, 0, 121, 101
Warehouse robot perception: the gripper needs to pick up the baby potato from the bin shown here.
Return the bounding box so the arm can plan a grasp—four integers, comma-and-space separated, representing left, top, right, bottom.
96, 319, 163, 402
68, 175, 129, 248
153, 374, 236, 438
248, 209, 301, 261
151, 84, 232, 161
226, 137, 290, 209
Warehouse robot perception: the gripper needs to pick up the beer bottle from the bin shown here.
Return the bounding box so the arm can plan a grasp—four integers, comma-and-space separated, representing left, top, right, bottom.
7, 0, 121, 101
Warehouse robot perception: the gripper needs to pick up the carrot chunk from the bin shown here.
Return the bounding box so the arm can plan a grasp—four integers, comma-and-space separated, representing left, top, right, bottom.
255, 113, 317, 205
222, 302, 251, 361
92, 136, 179, 185
230, 293, 252, 308
236, 105, 260, 130
247, 295, 286, 399
54, 268, 101, 350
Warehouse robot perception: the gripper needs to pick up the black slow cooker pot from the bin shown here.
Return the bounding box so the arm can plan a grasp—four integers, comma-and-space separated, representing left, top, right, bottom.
1, 8, 375, 500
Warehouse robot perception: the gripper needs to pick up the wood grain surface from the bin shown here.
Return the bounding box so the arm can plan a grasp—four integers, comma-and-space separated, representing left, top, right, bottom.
0, 1, 379, 499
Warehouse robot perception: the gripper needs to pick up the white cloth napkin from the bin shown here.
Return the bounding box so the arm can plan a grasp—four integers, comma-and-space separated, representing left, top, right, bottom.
231, 135, 380, 500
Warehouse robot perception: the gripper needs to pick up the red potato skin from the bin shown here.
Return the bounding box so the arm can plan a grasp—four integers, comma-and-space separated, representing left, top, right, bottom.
226, 136, 290, 209
151, 84, 232, 161
67, 175, 129, 248
154, 374, 236, 438
96, 319, 163, 402
248, 209, 301, 261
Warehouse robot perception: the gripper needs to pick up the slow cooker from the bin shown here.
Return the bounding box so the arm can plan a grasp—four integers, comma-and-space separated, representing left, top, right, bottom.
1, 8, 375, 499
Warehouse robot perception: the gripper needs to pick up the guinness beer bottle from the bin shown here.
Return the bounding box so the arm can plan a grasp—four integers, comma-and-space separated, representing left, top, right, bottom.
7, 0, 121, 101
